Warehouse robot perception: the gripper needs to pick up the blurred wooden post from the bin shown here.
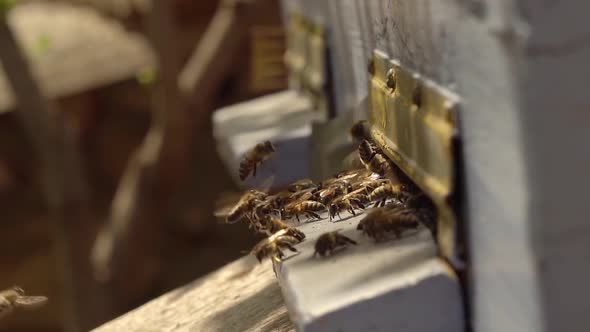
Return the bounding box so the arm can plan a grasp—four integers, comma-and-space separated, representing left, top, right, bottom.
91, 0, 185, 299
0, 10, 89, 332
91, 0, 274, 301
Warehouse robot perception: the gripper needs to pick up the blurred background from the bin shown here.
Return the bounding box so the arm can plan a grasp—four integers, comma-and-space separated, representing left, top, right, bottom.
0, 0, 287, 331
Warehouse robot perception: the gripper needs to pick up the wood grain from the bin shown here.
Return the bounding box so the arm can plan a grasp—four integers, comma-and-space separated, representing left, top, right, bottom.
93, 257, 294, 332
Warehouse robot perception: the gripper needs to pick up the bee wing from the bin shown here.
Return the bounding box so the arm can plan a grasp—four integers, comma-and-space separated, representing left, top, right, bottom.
341, 151, 364, 170
14, 296, 48, 310
214, 191, 244, 221
257, 175, 275, 192
285, 190, 313, 208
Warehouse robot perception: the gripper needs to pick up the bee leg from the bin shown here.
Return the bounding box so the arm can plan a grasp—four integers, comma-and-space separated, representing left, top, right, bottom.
286, 244, 298, 253
345, 237, 358, 245
307, 211, 320, 220
273, 249, 285, 262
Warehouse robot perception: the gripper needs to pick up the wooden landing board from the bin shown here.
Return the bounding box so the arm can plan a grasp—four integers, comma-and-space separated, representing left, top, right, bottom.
93, 257, 294, 332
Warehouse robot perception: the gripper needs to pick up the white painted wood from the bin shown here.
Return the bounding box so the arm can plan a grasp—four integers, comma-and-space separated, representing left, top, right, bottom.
276, 211, 464, 332
517, 1, 590, 331
291, 1, 590, 331
213, 90, 319, 188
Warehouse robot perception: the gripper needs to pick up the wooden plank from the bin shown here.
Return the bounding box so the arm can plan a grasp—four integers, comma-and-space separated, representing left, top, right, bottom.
275, 211, 464, 332
93, 257, 294, 332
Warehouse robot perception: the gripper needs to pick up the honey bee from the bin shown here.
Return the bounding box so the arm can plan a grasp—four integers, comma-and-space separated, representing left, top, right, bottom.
357, 206, 421, 241
358, 139, 380, 164
287, 179, 317, 192
215, 189, 268, 224
251, 228, 304, 263
333, 168, 371, 182
349, 120, 369, 142
0, 287, 48, 320
353, 176, 389, 193
357, 139, 400, 180
369, 182, 408, 207
313, 181, 352, 205
258, 216, 304, 239
328, 188, 370, 221
341, 150, 365, 170
239, 141, 275, 180
283, 199, 327, 222
313, 231, 357, 257
404, 193, 437, 232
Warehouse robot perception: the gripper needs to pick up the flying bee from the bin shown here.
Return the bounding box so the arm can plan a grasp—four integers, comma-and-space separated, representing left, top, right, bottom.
313, 231, 357, 257
251, 228, 304, 263
287, 179, 317, 192
0, 287, 48, 320
239, 140, 275, 180
283, 199, 326, 222
357, 206, 421, 241
328, 188, 370, 221
215, 189, 268, 224
369, 182, 408, 207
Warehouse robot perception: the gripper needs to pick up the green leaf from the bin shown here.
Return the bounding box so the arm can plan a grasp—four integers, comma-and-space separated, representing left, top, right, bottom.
136, 67, 157, 86
33, 34, 52, 56
0, 0, 18, 17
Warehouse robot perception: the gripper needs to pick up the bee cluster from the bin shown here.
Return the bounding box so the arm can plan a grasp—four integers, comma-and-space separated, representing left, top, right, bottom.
217, 121, 437, 263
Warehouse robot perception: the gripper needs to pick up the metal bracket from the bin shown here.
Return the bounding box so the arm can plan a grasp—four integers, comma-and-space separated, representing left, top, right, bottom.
284, 12, 331, 118
368, 50, 462, 264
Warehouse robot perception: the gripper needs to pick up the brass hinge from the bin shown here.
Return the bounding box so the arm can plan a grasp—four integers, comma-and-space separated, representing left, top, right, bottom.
368, 50, 462, 264
284, 12, 330, 118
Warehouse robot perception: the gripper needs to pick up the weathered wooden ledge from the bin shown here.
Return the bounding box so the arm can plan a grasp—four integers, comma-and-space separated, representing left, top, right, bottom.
93, 257, 294, 332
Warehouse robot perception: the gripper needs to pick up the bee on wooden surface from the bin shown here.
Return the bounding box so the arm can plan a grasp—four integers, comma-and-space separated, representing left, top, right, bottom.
258, 216, 303, 238
353, 176, 389, 193
357, 206, 421, 241
215, 189, 268, 224
328, 188, 370, 221
239, 140, 275, 180
251, 229, 304, 263
404, 193, 437, 232
287, 179, 317, 192
314, 181, 352, 205
369, 182, 408, 207
283, 199, 327, 222
0, 287, 48, 320
313, 231, 357, 257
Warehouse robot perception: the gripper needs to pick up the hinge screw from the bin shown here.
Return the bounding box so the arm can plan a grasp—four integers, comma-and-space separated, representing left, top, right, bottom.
386, 68, 396, 90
